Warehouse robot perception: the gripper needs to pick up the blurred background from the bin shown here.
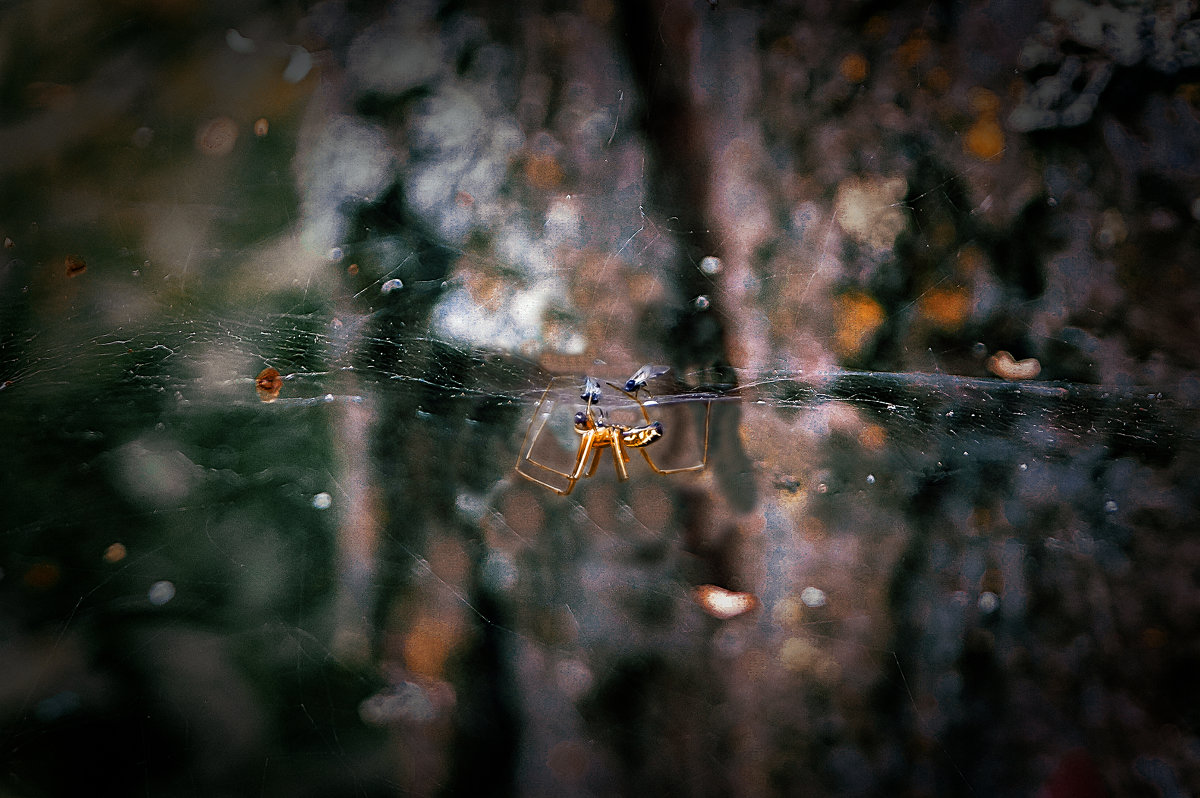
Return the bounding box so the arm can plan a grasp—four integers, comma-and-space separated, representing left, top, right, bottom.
2, 0, 1200, 795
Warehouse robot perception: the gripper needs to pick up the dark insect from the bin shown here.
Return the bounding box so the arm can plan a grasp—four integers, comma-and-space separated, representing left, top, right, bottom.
623, 363, 670, 394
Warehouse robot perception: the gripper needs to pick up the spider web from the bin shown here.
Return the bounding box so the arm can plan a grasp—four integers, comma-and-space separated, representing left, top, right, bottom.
2, 1, 1200, 797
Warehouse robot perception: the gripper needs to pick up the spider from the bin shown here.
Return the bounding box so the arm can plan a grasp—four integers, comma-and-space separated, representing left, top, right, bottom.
515, 375, 711, 496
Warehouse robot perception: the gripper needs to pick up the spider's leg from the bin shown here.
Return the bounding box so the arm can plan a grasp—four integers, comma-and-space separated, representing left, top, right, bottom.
611, 434, 630, 481
570, 431, 597, 480
514, 468, 570, 495
605, 382, 654, 425
639, 399, 712, 475
637, 447, 662, 473
585, 441, 606, 477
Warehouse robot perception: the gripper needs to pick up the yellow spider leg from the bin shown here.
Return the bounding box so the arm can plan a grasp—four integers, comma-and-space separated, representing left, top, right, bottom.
515, 381, 556, 467
638, 447, 662, 474
638, 399, 712, 475
605, 382, 653, 425
586, 442, 606, 478
570, 430, 597, 480
514, 468, 570, 495
611, 434, 630, 481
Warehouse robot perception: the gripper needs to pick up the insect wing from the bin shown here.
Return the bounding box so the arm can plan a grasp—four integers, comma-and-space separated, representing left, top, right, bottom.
580, 376, 602, 404
624, 363, 670, 392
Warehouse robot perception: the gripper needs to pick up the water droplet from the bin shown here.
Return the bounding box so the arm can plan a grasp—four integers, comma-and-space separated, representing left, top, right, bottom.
148, 580, 175, 606
254, 118, 269, 137
693, 294, 710, 310
978, 591, 1000, 613
226, 28, 256, 53
312, 492, 332, 510
195, 117, 238, 156
699, 255, 722, 274
800, 586, 827, 607
381, 278, 404, 294
1104, 499, 1118, 513
694, 585, 759, 619
283, 45, 313, 83
327, 247, 344, 263
865, 474, 875, 485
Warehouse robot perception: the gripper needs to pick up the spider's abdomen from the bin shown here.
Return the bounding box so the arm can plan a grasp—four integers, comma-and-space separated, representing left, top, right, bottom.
622, 421, 663, 449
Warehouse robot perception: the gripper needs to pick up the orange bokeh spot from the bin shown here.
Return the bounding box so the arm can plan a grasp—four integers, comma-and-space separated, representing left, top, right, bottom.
833, 291, 886, 358
23, 561, 60, 589
965, 116, 1005, 160
925, 66, 952, 95
895, 30, 931, 69
840, 52, 869, 84
918, 286, 971, 330
858, 423, 887, 451
524, 153, 564, 190
403, 614, 462, 680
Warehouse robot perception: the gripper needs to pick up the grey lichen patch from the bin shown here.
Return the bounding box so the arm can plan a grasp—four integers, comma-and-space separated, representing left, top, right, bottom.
1009, 56, 1115, 132
1010, 0, 1200, 132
